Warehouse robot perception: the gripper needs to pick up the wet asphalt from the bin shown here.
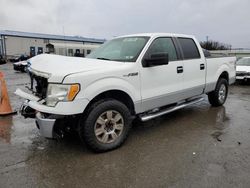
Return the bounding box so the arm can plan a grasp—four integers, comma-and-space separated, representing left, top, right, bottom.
1, 62, 250, 188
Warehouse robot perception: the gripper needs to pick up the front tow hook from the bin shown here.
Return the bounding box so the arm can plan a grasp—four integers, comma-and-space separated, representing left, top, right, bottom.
20, 101, 36, 118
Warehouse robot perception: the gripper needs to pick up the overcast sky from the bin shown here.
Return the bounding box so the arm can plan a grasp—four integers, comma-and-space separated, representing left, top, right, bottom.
0, 0, 249, 48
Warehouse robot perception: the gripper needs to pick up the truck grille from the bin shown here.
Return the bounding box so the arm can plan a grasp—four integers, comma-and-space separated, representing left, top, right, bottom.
29, 72, 48, 99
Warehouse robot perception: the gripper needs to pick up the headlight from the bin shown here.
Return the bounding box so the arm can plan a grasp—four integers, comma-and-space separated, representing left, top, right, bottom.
46, 84, 80, 107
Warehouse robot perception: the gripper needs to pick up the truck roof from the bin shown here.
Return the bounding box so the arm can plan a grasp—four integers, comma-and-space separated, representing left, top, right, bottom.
117, 33, 195, 39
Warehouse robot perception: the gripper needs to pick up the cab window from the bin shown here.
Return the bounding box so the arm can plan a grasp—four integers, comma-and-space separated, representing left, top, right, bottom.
145, 37, 178, 61
178, 38, 200, 59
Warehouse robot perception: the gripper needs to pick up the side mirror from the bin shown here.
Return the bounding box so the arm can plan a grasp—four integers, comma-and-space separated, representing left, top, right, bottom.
142, 53, 169, 67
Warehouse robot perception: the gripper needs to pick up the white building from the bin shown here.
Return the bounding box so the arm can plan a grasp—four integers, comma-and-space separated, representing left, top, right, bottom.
0, 30, 105, 58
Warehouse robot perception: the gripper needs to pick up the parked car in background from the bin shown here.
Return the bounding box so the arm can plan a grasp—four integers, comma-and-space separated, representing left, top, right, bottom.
11, 54, 30, 72
13, 60, 28, 72
236, 57, 250, 82
0, 55, 6, 65
9, 54, 30, 63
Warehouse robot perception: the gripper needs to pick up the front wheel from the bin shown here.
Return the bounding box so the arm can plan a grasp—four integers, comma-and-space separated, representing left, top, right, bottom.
79, 99, 132, 152
208, 78, 228, 107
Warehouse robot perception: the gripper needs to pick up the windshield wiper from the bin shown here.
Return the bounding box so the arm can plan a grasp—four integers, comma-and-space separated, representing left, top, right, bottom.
97, 57, 111, 61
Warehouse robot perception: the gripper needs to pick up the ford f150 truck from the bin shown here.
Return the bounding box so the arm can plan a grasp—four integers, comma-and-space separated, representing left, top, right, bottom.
15, 33, 236, 152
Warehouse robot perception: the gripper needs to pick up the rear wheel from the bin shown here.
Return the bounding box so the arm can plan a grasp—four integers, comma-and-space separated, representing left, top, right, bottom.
79, 99, 132, 152
208, 78, 228, 107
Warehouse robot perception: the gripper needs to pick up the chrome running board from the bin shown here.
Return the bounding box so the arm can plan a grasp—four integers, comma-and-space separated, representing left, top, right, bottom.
139, 97, 204, 122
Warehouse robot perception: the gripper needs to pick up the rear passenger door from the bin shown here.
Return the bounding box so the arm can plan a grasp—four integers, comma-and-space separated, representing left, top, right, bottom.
140, 37, 184, 112
177, 37, 206, 97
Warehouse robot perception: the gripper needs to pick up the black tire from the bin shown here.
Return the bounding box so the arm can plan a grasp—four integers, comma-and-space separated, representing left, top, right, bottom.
79, 99, 132, 152
208, 78, 228, 107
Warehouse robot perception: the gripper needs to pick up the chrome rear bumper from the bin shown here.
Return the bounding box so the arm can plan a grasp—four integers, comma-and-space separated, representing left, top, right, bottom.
236, 76, 250, 80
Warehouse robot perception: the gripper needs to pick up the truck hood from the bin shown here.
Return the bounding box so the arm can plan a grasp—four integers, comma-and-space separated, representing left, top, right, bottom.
29, 54, 124, 82
236, 65, 250, 72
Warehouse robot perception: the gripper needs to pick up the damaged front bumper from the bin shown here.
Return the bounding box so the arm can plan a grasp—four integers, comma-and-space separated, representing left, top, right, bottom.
15, 88, 89, 138
36, 112, 56, 138
15, 88, 89, 115
20, 101, 57, 138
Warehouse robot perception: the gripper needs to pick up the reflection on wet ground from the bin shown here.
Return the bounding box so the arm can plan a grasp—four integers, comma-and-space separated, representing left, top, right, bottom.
0, 116, 13, 143
1, 63, 250, 188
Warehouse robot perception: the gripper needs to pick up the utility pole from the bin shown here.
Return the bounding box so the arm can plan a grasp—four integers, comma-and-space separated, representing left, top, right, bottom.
62, 26, 67, 56
205, 36, 209, 49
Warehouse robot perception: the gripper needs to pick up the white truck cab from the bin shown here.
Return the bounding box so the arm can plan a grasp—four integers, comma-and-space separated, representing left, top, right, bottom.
15, 33, 236, 152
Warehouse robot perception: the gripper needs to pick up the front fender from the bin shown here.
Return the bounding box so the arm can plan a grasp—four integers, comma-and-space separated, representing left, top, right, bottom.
83, 77, 140, 103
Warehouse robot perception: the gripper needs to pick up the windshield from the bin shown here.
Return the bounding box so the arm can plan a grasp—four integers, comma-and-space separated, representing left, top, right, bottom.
87, 36, 149, 62
237, 58, 250, 66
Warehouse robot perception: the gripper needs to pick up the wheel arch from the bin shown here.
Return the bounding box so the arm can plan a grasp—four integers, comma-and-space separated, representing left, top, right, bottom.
84, 89, 136, 116
218, 71, 229, 83
80, 77, 140, 115
205, 69, 230, 94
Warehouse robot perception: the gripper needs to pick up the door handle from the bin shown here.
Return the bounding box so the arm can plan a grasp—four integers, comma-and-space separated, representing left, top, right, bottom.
200, 64, 205, 70
177, 66, 183, 73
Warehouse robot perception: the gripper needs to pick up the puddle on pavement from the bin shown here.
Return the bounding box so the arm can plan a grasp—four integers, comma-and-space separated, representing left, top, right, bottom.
214, 106, 230, 129
0, 116, 13, 143
209, 106, 230, 142
0, 114, 37, 145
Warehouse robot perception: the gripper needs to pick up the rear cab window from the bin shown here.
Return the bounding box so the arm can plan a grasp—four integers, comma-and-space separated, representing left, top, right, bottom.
178, 38, 201, 60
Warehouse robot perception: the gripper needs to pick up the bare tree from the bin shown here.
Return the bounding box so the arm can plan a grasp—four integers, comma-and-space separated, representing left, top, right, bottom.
200, 40, 231, 50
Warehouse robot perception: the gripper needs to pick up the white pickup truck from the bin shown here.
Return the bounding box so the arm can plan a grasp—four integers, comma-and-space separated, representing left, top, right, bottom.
15, 33, 236, 152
